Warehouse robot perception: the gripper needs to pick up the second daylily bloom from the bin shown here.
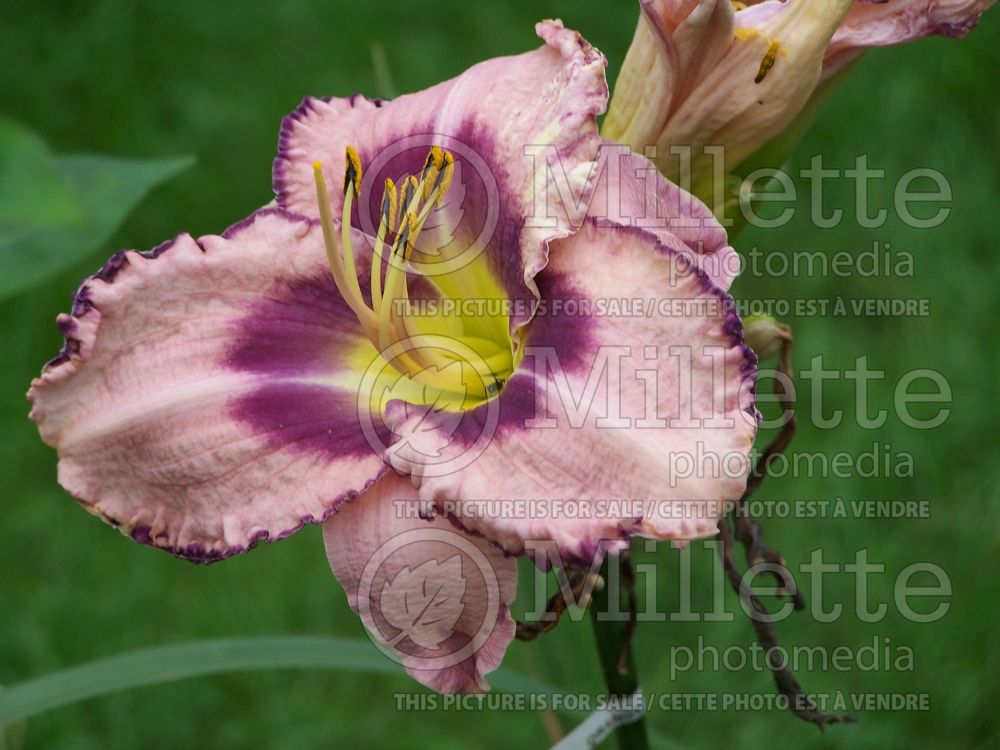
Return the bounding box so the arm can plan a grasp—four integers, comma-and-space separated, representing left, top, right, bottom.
604, 0, 992, 188
28, 21, 756, 693
604, 0, 856, 186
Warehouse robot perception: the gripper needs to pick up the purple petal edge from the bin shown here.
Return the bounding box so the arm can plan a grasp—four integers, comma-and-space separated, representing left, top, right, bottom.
40, 208, 315, 371
125, 472, 386, 564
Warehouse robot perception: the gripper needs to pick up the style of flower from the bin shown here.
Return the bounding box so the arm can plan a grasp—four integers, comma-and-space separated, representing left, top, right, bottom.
28, 21, 756, 693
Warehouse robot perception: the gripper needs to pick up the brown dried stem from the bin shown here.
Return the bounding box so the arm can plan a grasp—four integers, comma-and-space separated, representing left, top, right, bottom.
515, 570, 596, 642
720, 327, 855, 730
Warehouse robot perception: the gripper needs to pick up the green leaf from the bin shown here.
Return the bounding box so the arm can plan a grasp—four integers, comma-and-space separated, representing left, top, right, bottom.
0, 117, 82, 232
0, 150, 194, 301
0, 637, 397, 726
0, 636, 570, 727
0, 636, 689, 749
0, 687, 27, 750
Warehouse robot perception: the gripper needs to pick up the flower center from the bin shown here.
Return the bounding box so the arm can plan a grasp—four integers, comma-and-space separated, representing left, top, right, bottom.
313, 147, 517, 411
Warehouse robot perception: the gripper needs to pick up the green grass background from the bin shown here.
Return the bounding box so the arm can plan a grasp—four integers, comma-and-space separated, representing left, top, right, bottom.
1, 1, 998, 747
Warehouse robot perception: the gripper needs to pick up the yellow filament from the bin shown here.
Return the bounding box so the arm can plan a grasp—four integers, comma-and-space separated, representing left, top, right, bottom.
340, 166, 365, 309
370, 178, 398, 310
378, 212, 415, 352
312, 162, 375, 335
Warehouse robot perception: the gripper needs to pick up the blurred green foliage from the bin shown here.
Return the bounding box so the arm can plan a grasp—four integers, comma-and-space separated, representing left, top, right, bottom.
0, 119, 82, 233
1, 1, 997, 748
0, 118, 192, 300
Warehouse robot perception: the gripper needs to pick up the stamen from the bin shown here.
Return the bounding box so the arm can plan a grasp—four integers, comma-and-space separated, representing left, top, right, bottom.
421, 146, 445, 200
312, 161, 375, 335
380, 206, 477, 382
371, 177, 398, 310
401, 174, 420, 214
380, 158, 461, 358
340, 148, 366, 312
374, 209, 470, 390
379, 212, 417, 351
380, 177, 399, 233
344, 145, 363, 194
393, 211, 415, 258
434, 151, 455, 207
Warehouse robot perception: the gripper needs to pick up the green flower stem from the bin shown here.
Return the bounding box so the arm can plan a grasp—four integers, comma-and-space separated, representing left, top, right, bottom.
589, 557, 648, 750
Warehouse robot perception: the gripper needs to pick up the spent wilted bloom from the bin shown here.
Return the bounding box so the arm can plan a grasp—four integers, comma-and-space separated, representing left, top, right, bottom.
604, 0, 992, 188
28, 21, 756, 693
822, 0, 994, 81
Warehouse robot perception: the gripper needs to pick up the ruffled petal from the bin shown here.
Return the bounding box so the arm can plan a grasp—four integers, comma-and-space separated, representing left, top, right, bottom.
823, 0, 993, 80
323, 472, 516, 693
28, 209, 390, 562
383, 222, 757, 565
588, 142, 740, 291
273, 20, 608, 331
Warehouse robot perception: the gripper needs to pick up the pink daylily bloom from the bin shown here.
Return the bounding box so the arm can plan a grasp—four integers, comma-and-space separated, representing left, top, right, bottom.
28, 21, 756, 693
604, 0, 991, 182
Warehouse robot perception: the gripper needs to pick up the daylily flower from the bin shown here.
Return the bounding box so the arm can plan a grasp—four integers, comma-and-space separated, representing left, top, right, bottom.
28, 21, 756, 694
604, 0, 991, 187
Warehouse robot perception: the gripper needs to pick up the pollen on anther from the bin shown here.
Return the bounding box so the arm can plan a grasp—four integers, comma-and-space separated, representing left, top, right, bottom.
344, 146, 363, 194
401, 174, 420, 210
435, 151, 455, 205
381, 178, 399, 232
422, 146, 445, 178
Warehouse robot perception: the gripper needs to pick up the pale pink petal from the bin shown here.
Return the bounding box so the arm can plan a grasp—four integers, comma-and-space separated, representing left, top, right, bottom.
384, 222, 757, 565
588, 142, 740, 291
324, 472, 516, 693
273, 20, 608, 331
28, 209, 390, 562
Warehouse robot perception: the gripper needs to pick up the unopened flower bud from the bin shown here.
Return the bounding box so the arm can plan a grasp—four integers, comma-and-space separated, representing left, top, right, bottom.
743, 314, 791, 361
